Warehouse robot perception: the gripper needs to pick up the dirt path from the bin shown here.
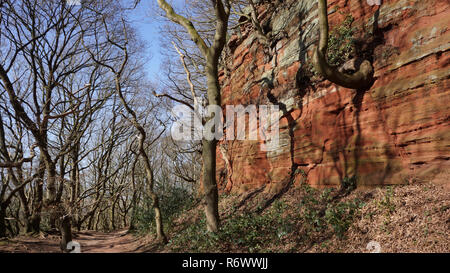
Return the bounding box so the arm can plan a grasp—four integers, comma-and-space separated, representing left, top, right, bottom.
0, 229, 147, 253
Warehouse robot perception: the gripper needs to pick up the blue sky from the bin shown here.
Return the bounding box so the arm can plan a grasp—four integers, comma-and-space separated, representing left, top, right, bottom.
128, 1, 163, 78
127, 0, 185, 78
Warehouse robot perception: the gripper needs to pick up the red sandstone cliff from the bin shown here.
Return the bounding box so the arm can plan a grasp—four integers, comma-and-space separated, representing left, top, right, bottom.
217, 0, 450, 192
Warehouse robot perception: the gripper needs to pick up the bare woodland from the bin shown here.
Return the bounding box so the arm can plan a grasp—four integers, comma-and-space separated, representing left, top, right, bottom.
0, 0, 391, 252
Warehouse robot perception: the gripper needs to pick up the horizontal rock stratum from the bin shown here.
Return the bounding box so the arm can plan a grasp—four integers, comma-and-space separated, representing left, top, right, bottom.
216, 0, 450, 192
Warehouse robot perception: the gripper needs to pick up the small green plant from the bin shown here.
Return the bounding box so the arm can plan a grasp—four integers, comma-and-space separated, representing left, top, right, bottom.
167, 181, 365, 252
168, 216, 218, 252
324, 199, 362, 238
167, 199, 295, 253
133, 185, 195, 234
299, 183, 327, 233
327, 14, 357, 67
298, 182, 363, 239
219, 200, 293, 252
378, 186, 396, 216
300, 14, 356, 86
301, 14, 357, 88
271, 199, 295, 239
341, 176, 357, 192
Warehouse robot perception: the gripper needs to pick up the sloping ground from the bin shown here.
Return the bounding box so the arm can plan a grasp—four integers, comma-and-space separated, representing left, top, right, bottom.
307, 183, 450, 252
145, 182, 449, 253
0, 182, 448, 253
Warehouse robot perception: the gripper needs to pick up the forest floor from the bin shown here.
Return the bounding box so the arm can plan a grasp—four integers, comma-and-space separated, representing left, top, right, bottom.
144, 181, 450, 253
0, 229, 148, 253
0, 182, 449, 253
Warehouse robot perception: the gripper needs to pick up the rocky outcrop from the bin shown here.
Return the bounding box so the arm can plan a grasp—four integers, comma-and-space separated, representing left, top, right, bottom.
217, 0, 450, 192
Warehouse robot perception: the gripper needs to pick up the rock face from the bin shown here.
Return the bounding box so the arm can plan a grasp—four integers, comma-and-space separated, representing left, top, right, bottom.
217, 0, 450, 192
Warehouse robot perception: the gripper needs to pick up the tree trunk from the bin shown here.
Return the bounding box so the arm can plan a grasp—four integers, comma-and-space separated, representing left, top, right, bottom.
59, 215, 73, 252
16, 189, 32, 233
29, 165, 44, 233
313, 0, 373, 89
46, 162, 58, 230
141, 152, 167, 243
156, 0, 229, 234
202, 59, 221, 233
110, 201, 116, 231
0, 204, 7, 238
29, 213, 41, 233
202, 139, 220, 233
45, 160, 73, 245
128, 193, 138, 231
70, 145, 80, 227
87, 208, 97, 230
94, 210, 101, 231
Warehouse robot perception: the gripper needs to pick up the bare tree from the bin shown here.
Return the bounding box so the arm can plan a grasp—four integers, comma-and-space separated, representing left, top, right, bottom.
157, 0, 230, 233
0, 0, 122, 248
0, 112, 40, 237
79, 9, 168, 241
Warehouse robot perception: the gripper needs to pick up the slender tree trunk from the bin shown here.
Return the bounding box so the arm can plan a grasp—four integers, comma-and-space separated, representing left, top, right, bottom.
110, 201, 116, 231
202, 60, 221, 233
29, 162, 44, 233
128, 159, 138, 231
44, 159, 73, 248
0, 203, 7, 238
122, 214, 127, 228
111, 70, 167, 242
2, 170, 33, 234
8, 170, 32, 233
87, 210, 96, 230
141, 152, 167, 243
94, 210, 101, 231
129, 194, 138, 231
16, 189, 32, 233
70, 146, 80, 231
29, 213, 41, 233
59, 215, 72, 252
76, 219, 82, 231
202, 139, 220, 232
45, 162, 58, 230
56, 156, 65, 203
157, 0, 229, 233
